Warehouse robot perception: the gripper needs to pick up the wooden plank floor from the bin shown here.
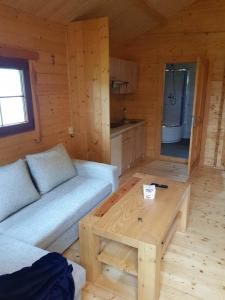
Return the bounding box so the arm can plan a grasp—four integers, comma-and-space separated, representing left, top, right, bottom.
140, 160, 188, 182
120, 160, 188, 185
64, 162, 225, 300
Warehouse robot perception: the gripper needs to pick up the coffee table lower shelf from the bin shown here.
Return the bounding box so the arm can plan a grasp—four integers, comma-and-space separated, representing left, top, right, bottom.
97, 240, 138, 277
96, 265, 137, 300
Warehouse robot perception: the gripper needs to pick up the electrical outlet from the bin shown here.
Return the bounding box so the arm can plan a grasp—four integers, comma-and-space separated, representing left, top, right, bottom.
68, 127, 75, 137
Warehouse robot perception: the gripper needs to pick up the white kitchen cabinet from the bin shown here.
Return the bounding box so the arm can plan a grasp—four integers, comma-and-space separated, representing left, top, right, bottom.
111, 134, 122, 176
134, 125, 146, 161
122, 129, 135, 172
111, 123, 145, 175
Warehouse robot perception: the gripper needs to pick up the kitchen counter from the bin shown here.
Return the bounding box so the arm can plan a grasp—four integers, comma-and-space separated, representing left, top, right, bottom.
110, 120, 145, 138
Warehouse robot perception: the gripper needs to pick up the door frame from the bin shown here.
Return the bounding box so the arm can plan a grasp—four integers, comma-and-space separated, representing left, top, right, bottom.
187, 58, 209, 175
156, 56, 209, 173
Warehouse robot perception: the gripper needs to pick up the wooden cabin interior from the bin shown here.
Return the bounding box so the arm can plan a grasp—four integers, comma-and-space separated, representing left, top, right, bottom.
0, 0, 225, 299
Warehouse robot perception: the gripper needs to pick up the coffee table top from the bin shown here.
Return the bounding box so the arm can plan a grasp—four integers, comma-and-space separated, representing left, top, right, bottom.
84, 173, 190, 247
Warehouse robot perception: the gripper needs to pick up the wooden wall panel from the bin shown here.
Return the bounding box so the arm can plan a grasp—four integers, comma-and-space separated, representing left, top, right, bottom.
0, 0, 196, 46
112, 0, 225, 169
0, 4, 73, 165
110, 93, 125, 122
67, 17, 110, 163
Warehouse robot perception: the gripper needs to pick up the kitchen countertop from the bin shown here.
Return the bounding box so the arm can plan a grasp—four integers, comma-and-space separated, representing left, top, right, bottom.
110, 120, 145, 138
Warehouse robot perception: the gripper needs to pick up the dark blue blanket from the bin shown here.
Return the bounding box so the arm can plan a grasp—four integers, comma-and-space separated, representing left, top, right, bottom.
0, 252, 75, 300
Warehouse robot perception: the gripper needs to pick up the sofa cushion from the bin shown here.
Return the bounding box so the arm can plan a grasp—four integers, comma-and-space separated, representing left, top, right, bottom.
26, 144, 76, 194
0, 159, 40, 222
0, 234, 86, 299
0, 176, 112, 249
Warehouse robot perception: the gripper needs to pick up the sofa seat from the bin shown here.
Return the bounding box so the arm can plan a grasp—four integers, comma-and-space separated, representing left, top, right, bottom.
0, 234, 86, 300
0, 176, 111, 249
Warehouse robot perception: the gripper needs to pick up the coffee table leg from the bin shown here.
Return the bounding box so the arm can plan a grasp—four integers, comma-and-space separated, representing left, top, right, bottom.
79, 220, 102, 282
138, 242, 161, 300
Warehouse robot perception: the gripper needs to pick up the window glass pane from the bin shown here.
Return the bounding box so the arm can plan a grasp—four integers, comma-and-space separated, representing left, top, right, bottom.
0, 97, 27, 126
0, 69, 23, 97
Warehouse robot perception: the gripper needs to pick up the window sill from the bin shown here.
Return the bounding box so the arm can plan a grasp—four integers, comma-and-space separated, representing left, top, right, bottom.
0, 127, 41, 143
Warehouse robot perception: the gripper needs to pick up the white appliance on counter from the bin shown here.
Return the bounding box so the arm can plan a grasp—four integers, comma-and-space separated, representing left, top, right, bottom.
111, 135, 122, 176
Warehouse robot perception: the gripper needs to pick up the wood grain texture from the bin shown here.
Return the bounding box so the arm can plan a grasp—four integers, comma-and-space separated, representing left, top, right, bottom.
65, 163, 225, 300
79, 218, 102, 282
112, 0, 225, 170
95, 177, 141, 217
79, 172, 189, 299
0, 3, 73, 165
188, 58, 209, 175
0, 45, 39, 60
138, 242, 161, 300
110, 57, 138, 94
67, 17, 110, 163
97, 240, 138, 276
93, 174, 189, 246
0, 0, 196, 45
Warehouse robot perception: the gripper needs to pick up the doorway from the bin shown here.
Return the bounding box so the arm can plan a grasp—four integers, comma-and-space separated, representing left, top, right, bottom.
160, 63, 196, 161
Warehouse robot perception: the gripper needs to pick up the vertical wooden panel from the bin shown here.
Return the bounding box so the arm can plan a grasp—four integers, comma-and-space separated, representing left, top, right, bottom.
215, 67, 225, 168
67, 17, 110, 163
203, 58, 225, 168
138, 243, 161, 300
188, 58, 209, 175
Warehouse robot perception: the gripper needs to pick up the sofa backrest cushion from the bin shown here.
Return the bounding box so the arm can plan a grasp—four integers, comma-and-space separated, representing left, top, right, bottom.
0, 159, 40, 222
26, 144, 77, 194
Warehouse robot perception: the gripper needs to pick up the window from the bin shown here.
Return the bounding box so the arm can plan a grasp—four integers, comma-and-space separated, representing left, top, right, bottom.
0, 57, 35, 137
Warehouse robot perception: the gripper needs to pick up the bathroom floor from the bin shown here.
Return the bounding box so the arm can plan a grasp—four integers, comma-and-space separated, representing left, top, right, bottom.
161, 139, 190, 159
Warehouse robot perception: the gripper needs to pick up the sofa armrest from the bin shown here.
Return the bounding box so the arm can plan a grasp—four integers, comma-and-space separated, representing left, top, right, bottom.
73, 160, 119, 192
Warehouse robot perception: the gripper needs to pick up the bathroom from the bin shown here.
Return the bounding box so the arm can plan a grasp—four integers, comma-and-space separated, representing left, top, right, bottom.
161, 63, 196, 159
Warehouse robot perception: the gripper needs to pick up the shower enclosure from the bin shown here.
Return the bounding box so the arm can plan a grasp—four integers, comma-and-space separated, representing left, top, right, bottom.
161, 63, 196, 159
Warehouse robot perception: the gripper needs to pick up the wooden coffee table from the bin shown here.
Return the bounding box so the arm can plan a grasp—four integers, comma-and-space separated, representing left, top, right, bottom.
79, 173, 190, 300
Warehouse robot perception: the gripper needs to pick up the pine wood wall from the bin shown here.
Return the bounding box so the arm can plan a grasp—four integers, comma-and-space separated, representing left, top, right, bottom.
110, 93, 125, 123
67, 18, 110, 163
113, 0, 225, 169
0, 4, 73, 165
1, 0, 225, 170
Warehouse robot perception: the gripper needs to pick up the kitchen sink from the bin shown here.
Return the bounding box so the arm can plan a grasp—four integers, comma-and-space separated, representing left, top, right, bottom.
124, 119, 140, 124
110, 119, 142, 128
110, 122, 124, 128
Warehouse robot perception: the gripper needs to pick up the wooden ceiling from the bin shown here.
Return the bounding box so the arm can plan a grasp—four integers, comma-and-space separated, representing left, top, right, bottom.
0, 0, 197, 44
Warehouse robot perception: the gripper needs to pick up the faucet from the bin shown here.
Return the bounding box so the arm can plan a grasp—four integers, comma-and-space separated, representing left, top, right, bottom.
123, 107, 129, 124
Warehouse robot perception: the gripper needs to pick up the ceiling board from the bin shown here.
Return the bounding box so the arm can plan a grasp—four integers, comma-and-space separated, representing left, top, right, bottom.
147, 0, 198, 17
0, 0, 198, 45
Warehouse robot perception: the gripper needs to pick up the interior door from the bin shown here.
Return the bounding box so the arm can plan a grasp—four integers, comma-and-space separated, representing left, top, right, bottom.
188, 58, 208, 175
